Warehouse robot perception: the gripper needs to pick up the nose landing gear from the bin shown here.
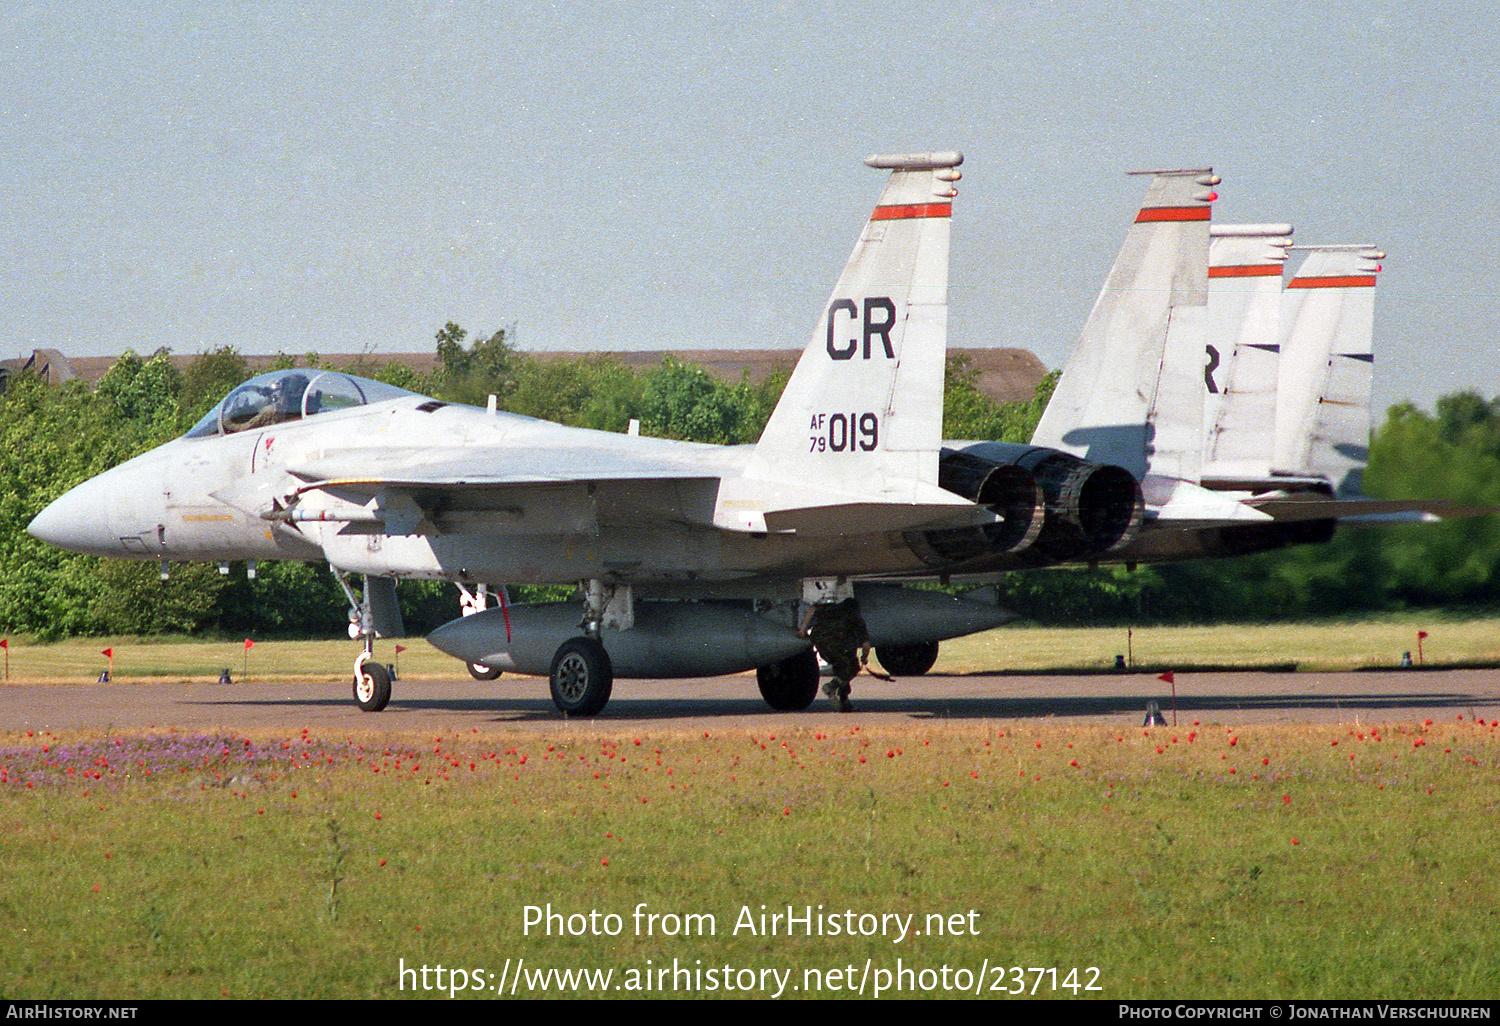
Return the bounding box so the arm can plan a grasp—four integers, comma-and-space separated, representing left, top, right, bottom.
336, 569, 404, 713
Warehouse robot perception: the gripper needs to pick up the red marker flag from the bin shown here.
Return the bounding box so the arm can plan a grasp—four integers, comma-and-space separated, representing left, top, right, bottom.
394, 644, 408, 654
244, 638, 255, 651
1159, 670, 1179, 726
101, 647, 113, 659
0, 638, 8, 649
1418, 631, 1429, 640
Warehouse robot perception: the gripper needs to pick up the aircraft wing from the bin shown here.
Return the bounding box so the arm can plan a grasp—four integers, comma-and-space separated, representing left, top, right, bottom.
284, 451, 974, 537
286, 446, 722, 491
198, 443, 733, 539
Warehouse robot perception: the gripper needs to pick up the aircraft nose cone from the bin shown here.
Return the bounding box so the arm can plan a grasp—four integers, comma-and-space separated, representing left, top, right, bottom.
27, 480, 116, 555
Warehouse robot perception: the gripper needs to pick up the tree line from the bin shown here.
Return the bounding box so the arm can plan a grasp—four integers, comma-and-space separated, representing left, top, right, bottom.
0, 324, 1495, 639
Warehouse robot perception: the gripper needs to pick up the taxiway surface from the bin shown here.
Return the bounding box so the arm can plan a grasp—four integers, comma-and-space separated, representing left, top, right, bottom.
5, 669, 1499, 735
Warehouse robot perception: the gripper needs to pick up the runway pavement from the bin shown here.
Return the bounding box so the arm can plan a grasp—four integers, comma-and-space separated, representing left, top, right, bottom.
6, 667, 1500, 735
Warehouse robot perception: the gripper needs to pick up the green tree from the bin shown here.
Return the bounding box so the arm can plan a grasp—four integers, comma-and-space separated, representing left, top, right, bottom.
0, 374, 142, 636
943, 360, 1058, 443
430, 323, 518, 406
94, 348, 183, 441
92, 560, 226, 634
639, 357, 765, 444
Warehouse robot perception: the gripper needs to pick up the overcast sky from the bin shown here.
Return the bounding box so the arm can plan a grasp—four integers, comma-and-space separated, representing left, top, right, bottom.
3, 1, 1495, 414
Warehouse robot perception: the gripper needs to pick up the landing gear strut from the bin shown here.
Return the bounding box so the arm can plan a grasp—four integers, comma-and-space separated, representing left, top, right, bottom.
336, 569, 402, 712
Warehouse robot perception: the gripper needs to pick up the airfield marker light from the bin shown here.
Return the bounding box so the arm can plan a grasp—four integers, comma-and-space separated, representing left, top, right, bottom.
1144, 699, 1167, 728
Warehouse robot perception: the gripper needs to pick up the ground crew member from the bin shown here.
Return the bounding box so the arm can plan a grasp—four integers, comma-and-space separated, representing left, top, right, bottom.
799, 598, 871, 712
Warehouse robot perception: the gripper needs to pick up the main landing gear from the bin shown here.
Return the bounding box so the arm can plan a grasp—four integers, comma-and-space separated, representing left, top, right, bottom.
549, 637, 613, 716
545, 579, 626, 717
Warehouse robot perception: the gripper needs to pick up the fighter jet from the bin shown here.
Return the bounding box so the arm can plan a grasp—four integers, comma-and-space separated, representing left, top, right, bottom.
30, 152, 1030, 715
22, 157, 1455, 716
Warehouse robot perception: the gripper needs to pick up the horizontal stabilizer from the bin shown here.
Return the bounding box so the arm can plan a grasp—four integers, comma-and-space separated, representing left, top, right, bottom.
1146, 477, 1274, 525
760, 499, 977, 536
1249, 495, 1494, 523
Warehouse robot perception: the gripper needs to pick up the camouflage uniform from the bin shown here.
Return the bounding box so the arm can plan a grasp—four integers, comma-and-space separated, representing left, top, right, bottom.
805, 599, 870, 712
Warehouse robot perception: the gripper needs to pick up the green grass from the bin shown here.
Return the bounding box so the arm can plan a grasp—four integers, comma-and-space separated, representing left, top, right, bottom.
940, 613, 1500, 674
3, 718, 1498, 999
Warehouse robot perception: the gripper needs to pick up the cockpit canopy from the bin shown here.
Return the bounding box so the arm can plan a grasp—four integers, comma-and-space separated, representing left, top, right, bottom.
184, 370, 422, 438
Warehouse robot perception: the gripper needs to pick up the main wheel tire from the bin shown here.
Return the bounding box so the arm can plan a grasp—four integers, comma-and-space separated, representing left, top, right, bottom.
353, 660, 392, 712
468, 662, 502, 680
875, 641, 940, 677
756, 648, 820, 711
549, 637, 613, 716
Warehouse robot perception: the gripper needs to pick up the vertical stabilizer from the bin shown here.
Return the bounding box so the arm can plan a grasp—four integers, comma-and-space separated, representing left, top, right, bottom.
1201, 224, 1294, 481
1032, 169, 1219, 482
720, 153, 969, 535
1272, 245, 1384, 495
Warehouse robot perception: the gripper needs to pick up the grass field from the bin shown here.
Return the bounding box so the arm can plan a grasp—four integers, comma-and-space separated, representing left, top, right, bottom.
2, 618, 1499, 1000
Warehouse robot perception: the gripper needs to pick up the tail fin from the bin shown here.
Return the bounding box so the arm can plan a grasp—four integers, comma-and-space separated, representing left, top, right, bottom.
1201, 224, 1294, 482
1031, 168, 1220, 482
720, 153, 969, 535
1271, 245, 1384, 495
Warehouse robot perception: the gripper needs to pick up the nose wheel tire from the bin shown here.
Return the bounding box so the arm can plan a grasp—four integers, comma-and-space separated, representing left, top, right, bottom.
354, 659, 392, 712
549, 637, 613, 716
468, 662, 502, 680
